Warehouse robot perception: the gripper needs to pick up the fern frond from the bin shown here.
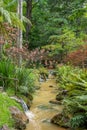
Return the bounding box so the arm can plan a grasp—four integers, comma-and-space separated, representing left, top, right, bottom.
0, 7, 11, 24
5, 0, 17, 8
10, 12, 25, 31
22, 16, 32, 26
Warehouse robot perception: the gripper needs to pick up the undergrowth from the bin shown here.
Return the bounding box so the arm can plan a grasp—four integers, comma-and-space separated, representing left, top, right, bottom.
0, 93, 22, 128
55, 65, 87, 129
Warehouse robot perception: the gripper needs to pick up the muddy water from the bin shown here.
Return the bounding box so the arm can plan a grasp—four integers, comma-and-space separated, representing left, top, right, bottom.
26, 76, 66, 130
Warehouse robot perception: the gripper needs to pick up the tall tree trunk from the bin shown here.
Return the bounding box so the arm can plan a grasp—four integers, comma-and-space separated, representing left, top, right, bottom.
17, 0, 23, 66
26, 0, 32, 41
17, 0, 23, 49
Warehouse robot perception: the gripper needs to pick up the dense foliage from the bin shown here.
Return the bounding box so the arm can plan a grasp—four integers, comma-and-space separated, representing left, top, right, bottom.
55, 65, 87, 129
27, 0, 87, 50
1, 0, 87, 129
0, 59, 37, 94
16, 67, 37, 94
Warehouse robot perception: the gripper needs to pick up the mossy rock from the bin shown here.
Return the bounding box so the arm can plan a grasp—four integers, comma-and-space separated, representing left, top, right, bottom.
56, 90, 68, 101
10, 106, 29, 130
51, 113, 69, 128
49, 100, 62, 105
56, 94, 64, 101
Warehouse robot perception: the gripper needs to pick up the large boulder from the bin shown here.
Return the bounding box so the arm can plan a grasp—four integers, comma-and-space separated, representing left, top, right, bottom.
10, 106, 29, 130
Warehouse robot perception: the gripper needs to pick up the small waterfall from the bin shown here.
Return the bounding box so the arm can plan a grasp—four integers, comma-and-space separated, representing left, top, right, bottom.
39, 77, 44, 82
48, 70, 55, 79
10, 97, 41, 129
20, 99, 28, 111
25, 111, 35, 120
20, 99, 41, 130
20, 99, 35, 120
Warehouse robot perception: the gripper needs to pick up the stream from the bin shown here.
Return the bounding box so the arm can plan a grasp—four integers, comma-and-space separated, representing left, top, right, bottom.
25, 74, 66, 130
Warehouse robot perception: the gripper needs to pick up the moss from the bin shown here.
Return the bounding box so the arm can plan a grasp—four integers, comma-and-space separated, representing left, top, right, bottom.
6, 87, 16, 96
51, 113, 69, 128
0, 93, 22, 128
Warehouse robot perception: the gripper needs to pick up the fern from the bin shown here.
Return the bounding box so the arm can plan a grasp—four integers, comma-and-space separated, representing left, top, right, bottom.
70, 115, 86, 129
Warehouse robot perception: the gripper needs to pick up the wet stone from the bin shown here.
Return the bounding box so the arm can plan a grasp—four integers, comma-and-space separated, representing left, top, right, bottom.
49, 100, 62, 105
41, 119, 51, 123
49, 85, 54, 88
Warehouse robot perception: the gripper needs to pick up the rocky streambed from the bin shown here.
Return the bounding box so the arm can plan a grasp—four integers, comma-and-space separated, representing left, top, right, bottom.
25, 74, 67, 130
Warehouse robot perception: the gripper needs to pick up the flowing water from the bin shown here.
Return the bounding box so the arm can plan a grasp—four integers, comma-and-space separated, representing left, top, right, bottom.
26, 74, 66, 130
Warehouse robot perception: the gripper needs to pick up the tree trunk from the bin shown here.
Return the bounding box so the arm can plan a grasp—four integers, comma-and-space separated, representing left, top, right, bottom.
17, 0, 23, 49
26, 0, 32, 41
17, 0, 23, 66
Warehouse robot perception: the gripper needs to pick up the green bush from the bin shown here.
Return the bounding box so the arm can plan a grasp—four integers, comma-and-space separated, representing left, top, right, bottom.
16, 68, 37, 94
0, 59, 15, 89
0, 59, 37, 95
0, 59, 15, 77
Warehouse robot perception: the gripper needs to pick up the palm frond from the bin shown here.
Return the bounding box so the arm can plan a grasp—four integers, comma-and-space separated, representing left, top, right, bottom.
0, 7, 11, 24
10, 12, 25, 31
5, 0, 17, 8
0, 0, 3, 7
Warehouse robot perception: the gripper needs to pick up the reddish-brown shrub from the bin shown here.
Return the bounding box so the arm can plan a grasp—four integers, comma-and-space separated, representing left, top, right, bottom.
64, 45, 87, 67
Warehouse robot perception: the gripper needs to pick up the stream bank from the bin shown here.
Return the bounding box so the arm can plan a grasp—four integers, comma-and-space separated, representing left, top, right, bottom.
26, 74, 67, 130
